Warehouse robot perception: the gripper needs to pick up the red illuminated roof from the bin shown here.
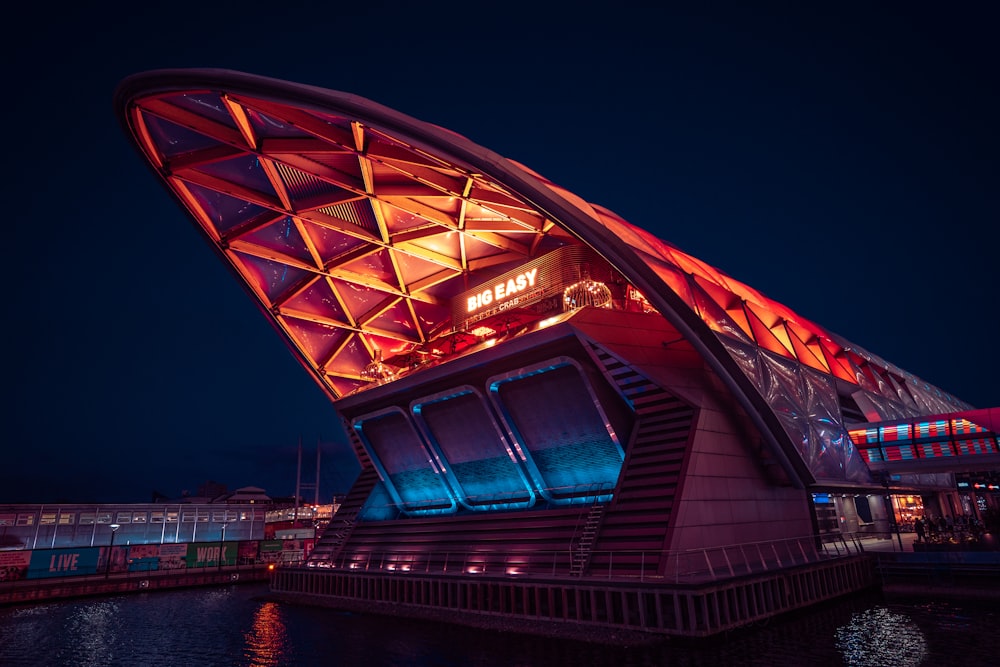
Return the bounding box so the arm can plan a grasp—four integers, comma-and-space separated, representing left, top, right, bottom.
116, 68, 967, 429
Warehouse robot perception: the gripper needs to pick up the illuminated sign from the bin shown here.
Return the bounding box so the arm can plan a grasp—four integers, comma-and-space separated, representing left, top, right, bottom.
451, 246, 610, 329
467, 269, 539, 314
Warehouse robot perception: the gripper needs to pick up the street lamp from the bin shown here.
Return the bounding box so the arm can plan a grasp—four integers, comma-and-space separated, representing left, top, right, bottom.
218, 519, 234, 571
105, 523, 121, 578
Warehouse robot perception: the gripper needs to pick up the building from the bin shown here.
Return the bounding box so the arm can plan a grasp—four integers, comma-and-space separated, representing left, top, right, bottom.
114, 69, 998, 636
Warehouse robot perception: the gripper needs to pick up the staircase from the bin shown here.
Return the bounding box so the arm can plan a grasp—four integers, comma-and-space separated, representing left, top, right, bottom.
307, 466, 379, 566
570, 502, 607, 576
583, 340, 697, 577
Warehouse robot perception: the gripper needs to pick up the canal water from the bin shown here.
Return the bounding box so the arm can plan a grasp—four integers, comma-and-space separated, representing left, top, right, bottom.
0, 584, 994, 666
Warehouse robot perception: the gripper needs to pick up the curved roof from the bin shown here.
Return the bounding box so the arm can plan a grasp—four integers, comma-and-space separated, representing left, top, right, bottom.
116, 69, 969, 488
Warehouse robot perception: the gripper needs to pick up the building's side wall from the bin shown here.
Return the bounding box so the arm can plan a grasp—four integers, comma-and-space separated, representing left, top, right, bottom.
570, 309, 813, 556
667, 398, 812, 552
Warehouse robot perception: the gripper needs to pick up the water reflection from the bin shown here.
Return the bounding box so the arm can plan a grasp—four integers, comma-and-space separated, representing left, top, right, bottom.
0, 586, 995, 666
243, 601, 289, 667
62, 600, 121, 667
835, 606, 928, 667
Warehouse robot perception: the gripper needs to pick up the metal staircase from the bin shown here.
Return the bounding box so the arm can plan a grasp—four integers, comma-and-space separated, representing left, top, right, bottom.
306, 467, 378, 566
570, 502, 607, 576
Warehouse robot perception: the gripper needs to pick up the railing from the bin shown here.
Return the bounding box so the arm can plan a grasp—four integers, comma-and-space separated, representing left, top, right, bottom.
303, 532, 881, 584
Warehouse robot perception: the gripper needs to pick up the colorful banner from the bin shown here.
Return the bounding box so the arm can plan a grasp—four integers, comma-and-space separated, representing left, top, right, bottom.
127, 544, 160, 572
185, 542, 237, 568
28, 547, 102, 579
158, 543, 188, 570
0, 551, 31, 581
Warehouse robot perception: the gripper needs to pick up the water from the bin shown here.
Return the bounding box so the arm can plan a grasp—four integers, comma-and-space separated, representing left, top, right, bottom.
0, 584, 995, 666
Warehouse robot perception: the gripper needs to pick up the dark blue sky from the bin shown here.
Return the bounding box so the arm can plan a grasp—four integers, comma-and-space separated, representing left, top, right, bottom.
5, 4, 997, 503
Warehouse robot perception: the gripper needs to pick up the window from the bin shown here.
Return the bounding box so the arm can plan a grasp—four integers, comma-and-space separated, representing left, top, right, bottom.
115, 512, 132, 524
182, 512, 196, 522
150, 512, 165, 523
58, 513, 75, 525
96, 513, 113, 524
79, 513, 96, 525
0, 513, 16, 527
16, 514, 35, 527
165, 511, 179, 523
132, 512, 147, 523
39, 513, 57, 525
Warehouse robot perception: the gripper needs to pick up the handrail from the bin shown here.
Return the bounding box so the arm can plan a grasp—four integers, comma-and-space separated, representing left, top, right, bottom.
304, 531, 894, 584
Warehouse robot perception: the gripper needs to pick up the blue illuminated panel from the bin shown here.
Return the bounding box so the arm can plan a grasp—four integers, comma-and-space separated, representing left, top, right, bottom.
489, 358, 624, 504
412, 387, 536, 511
353, 408, 457, 515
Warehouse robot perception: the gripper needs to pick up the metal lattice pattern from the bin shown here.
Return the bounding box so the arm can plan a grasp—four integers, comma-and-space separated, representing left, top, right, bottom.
118, 70, 971, 487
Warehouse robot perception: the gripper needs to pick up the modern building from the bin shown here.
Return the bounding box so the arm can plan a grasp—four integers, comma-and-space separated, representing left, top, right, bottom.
114, 69, 998, 636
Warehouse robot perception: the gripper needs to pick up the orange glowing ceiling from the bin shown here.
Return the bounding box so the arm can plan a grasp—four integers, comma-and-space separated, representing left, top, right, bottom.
120, 82, 576, 398
117, 70, 967, 418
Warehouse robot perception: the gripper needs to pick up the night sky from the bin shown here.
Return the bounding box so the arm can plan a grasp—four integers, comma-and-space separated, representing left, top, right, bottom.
5, 4, 997, 504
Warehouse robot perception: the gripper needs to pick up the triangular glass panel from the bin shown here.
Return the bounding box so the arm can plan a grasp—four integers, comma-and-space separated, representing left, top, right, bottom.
382, 203, 437, 235
233, 251, 310, 302
298, 220, 367, 264
691, 273, 740, 310
246, 107, 312, 139
689, 281, 753, 343
284, 318, 349, 367
170, 93, 238, 130
367, 301, 419, 338
282, 278, 349, 322
273, 162, 357, 210
143, 112, 222, 159
785, 322, 831, 374
408, 230, 462, 259
332, 278, 391, 322
241, 216, 313, 265
327, 334, 372, 375
761, 352, 805, 407
394, 249, 451, 287
326, 376, 367, 398
817, 337, 857, 384
462, 234, 505, 264
366, 129, 444, 168
196, 154, 276, 201
844, 352, 877, 392
307, 109, 355, 133
318, 199, 379, 237
342, 249, 398, 284
801, 368, 840, 423
745, 304, 795, 358
308, 153, 364, 189
186, 183, 270, 234
719, 337, 765, 393
769, 322, 798, 359
410, 300, 452, 340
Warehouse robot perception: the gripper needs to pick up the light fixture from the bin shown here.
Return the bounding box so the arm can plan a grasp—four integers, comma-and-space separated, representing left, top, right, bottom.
562, 271, 612, 311
360, 349, 395, 382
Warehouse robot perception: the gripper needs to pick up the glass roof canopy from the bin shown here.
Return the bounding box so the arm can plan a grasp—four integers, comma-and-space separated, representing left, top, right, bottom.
121, 81, 582, 398
117, 69, 971, 488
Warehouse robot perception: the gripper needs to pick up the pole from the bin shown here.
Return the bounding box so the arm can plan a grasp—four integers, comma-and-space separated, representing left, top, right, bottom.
219, 522, 227, 571
294, 437, 302, 527
105, 524, 120, 578
315, 440, 321, 506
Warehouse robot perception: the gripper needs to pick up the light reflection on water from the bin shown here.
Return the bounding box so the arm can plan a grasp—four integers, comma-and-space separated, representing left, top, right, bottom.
0, 585, 995, 666
835, 607, 928, 667
244, 602, 289, 667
